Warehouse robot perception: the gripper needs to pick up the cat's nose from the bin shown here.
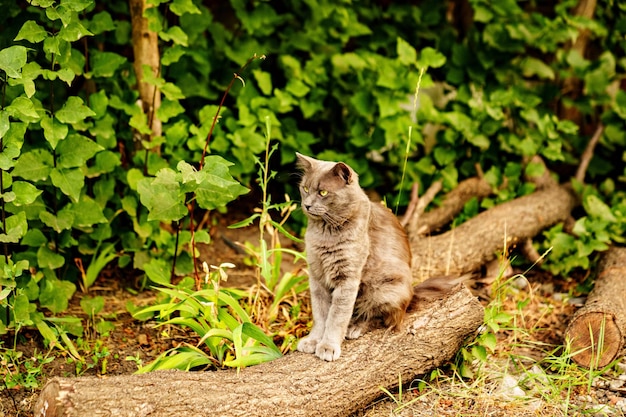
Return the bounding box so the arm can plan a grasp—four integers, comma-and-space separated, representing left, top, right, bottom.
304, 204, 312, 211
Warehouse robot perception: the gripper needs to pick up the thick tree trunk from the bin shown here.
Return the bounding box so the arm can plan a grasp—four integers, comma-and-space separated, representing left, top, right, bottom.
410, 184, 578, 281
129, 0, 162, 138
35, 286, 483, 417
565, 246, 626, 368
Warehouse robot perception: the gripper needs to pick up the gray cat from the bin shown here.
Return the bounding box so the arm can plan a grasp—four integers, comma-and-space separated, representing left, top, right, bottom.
295, 153, 414, 361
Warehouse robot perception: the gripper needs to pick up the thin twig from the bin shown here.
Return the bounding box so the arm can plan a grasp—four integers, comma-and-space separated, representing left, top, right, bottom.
575, 123, 604, 184
400, 183, 419, 228
406, 180, 442, 238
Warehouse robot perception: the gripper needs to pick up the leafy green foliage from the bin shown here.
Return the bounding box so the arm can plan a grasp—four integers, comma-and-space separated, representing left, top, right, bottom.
0, 0, 624, 373
134, 265, 282, 371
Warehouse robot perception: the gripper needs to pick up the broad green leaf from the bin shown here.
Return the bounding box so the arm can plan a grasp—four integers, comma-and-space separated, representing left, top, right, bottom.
13, 293, 32, 324
159, 26, 188, 46
161, 45, 186, 66
59, 21, 93, 42
0, 45, 28, 78
137, 168, 187, 222
521, 57, 554, 80
39, 275, 76, 313
11, 181, 42, 206
419, 47, 446, 68
13, 149, 53, 181
0, 110, 9, 140
397, 37, 417, 65
56, 134, 103, 168
0, 212, 28, 243
7, 96, 40, 121
50, 167, 84, 202
37, 246, 65, 270
156, 99, 185, 123
194, 157, 249, 210
21, 229, 47, 247
41, 116, 69, 149
253, 70, 273, 95
144, 258, 171, 285
14, 21, 48, 43
87, 150, 121, 177
56, 96, 97, 124
61, 0, 94, 12
89, 11, 116, 34
80, 295, 105, 316
584, 195, 617, 222
171, 0, 201, 16
40, 210, 74, 232
90, 51, 126, 77
67, 197, 107, 227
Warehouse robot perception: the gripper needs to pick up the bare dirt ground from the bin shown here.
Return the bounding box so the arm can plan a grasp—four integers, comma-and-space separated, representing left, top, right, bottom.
2, 211, 626, 417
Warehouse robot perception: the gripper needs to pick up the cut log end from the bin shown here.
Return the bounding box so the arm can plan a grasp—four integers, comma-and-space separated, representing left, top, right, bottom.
566, 312, 623, 368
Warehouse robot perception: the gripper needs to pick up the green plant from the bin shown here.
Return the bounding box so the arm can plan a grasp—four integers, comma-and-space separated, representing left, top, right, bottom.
1, 344, 54, 390
134, 262, 282, 372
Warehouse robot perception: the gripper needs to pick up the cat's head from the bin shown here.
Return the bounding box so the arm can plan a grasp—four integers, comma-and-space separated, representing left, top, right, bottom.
295, 153, 364, 223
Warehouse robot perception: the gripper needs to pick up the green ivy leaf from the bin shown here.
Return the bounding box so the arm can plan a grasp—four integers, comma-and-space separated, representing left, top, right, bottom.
0, 45, 28, 78
397, 37, 417, 65
13, 149, 53, 181
7, 96, 40, 121
90, 51, 126, 78
59, 21, 93, 42
56, 134, 103, 168
521, 57, 555, 80
156, 99, 185, 123
418, 47, 446, 68
253, 70, 273, 95
193, 157, 249, 210
89, 11, 116, 34
50, 167, 84, 202
41, 116, 69, 149
21, 229, 47, 247
0, 121, 26, 170
171, 0, 201, 16
37, 246, 65, 270
40, 210, 75, 233
143, 258, 171, 285
0, 212, 28, 243
137, 168, 187, 222
56, 96, 97, 124
67, 197, 108, 227
80, 295, 105, 316
584, 195, 617, 222
39, 275, 76, 313
159, 26, 188, 46
14, 21, 48, 43
61, 0, 94, 13
11, 181, 42, 206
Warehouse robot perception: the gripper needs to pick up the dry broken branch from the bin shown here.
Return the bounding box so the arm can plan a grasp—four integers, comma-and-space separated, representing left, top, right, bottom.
565, 246, 626, 368
410, 184, 578, 281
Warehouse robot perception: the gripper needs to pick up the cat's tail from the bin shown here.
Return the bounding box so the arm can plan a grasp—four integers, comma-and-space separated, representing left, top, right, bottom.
408, 273, 475, 312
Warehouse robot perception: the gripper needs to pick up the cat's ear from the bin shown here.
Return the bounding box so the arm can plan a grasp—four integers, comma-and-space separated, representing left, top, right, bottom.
295, 152, 315, 171
332, 162, 353, 184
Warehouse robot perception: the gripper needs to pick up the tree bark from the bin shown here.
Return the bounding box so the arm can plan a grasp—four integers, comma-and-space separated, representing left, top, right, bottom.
129, 0, 162, 139
565, 246, 626, 368
410, 184, 578, 281
35, 286, 484, 417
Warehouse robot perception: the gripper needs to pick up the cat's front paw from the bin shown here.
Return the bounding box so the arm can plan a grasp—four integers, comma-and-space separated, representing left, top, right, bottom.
296, 336, 319, 354
315, 340, 341, 361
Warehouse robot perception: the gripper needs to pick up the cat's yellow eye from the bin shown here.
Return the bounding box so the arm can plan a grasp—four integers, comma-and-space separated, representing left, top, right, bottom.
319, 190, 328, 196
303, 186, 309, 193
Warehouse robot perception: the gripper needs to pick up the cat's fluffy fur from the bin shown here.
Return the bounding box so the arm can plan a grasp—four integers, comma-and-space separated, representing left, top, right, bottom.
295, 153, 413, 361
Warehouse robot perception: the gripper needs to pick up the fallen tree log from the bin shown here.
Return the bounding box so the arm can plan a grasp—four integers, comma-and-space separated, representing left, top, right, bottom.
35, 286, 483, 417
565, 246, 626, 368
410, 184, 578, 281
